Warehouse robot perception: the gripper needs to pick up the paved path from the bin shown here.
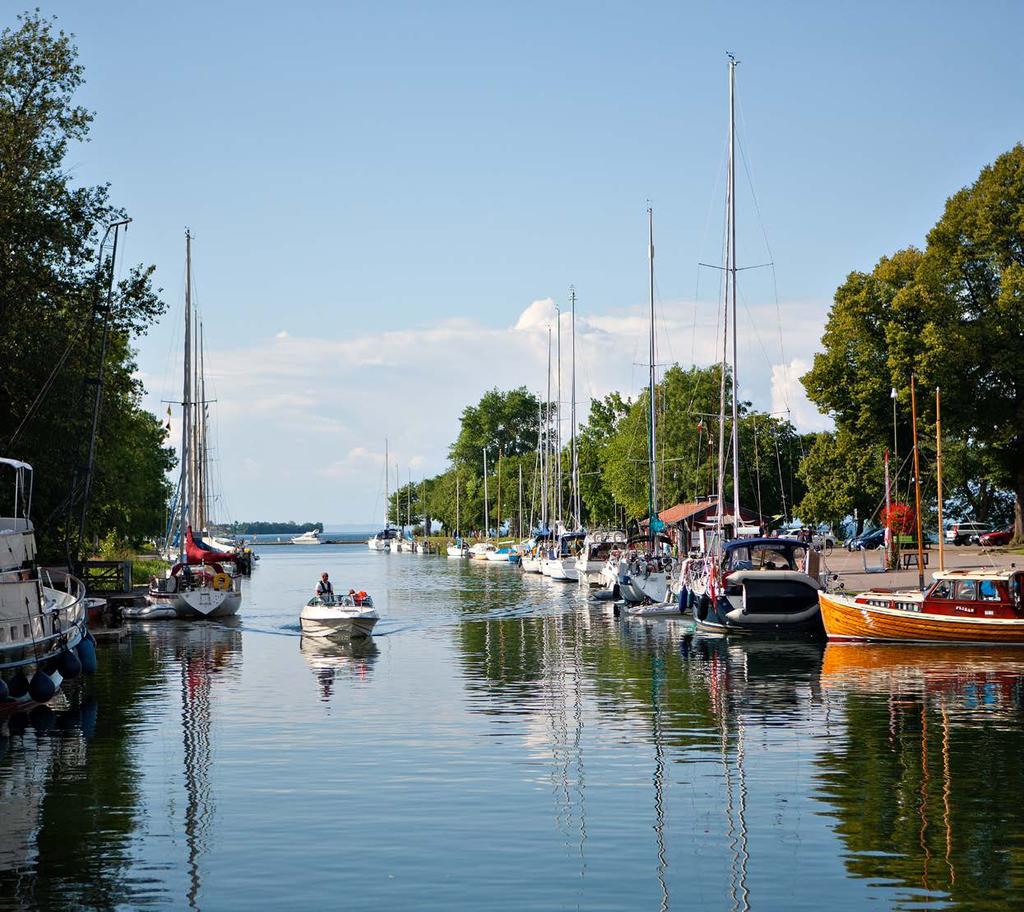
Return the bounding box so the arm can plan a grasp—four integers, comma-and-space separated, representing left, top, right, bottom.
823, 544, 1020, 592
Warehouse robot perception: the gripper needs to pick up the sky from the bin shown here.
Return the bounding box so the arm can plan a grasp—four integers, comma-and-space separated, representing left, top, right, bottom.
32, 0, 1024, 524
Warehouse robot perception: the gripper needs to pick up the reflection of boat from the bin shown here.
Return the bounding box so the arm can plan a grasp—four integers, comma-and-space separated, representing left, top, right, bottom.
290, 530, 321, 545
300, 636, 379, 699
1, 459, 92, 710
819, 567, 1024, 642
300, 594, 378, 638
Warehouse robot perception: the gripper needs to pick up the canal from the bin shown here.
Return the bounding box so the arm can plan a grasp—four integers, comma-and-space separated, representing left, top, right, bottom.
2, 545, 1023, 910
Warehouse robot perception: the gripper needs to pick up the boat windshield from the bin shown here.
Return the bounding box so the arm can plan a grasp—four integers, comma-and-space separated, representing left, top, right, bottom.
725, 542, 798, 572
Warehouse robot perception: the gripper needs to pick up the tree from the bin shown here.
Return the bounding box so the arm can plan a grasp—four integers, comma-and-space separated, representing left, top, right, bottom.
0, 12, 169, 557
797, 431, 882, 533
448, 387, 540, 473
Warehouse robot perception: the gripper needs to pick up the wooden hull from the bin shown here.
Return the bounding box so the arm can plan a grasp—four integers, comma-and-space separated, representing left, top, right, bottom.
819, 591, 1024, 643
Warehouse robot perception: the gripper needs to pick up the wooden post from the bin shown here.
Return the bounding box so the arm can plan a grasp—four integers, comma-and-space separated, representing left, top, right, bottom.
910, 375, 926, 589
936, 387, 944, 571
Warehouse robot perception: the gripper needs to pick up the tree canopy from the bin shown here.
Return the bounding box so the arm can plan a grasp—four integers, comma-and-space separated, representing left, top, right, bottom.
0, 12, 171, 557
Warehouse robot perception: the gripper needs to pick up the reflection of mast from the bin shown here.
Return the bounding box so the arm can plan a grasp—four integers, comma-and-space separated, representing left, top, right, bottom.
650, 654, 669, 912
180, 636, 215, 911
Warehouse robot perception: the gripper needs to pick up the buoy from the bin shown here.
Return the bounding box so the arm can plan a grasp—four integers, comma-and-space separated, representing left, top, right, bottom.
8, 670, 30, 699
28, 670, 57, 703
58, 648, 83, 680
212, 572, 231, 591
0, 677, 8, 701
76, 636, 98, 676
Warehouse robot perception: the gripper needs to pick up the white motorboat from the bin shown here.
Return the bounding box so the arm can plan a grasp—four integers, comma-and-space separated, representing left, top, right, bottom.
1, 459, 92, 709
575, 530, 627, 588
469, 542, 495, 561
447, 539, 469, 558
291, 530, 321, 545
300, 593, 378, 639
368, 527, 401, 551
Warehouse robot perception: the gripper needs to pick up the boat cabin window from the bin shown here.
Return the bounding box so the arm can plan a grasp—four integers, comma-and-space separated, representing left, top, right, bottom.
955, 580, 978, 601
726, 544, 797, 572
931, 580, 954, 599
979, 580, 1001, 602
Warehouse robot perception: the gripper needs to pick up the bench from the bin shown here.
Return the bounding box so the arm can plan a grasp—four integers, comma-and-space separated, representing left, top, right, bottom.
901, 551, 929, 570
895, 535, 930, 550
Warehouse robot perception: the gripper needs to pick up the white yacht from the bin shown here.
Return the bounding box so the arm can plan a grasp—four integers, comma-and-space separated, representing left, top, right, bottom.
0, 459, 92, 708
291, 529, 322, 545
575, 530, 627, 588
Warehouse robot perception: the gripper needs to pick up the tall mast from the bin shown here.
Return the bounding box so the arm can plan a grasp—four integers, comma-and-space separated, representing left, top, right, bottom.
647, 206, 657, 544
936, 387, 945, 571
496, 452, 502, 540
384, 438, 389, 525
570, 285, 579, 529
483, 448, 489, 539
545, 327, 552, 529
518, 463, 524, 539
455, 472, 460, 538
555, 302, 563, 531
198, 318, 208, 530
728, 54, 741, 527
910, 375, 925, 588
179, 230, 192, 554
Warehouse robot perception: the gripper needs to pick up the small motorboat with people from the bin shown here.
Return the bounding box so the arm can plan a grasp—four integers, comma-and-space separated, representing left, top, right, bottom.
300, 590, 378, 639
0, 459, 95, 713
688, 537, 824, 635
818, 567, 1024, 643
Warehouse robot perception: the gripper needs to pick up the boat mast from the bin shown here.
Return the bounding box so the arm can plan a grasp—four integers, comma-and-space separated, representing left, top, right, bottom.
545, 327, 552, 530
455, 472, 460, 539
936, 386, 945, 571
483, 448, 490, 539
556, 301, 563, 532
728, 54, 741, 527
647, 206, 657, 547
570, 285, 579, 530
179, 230, 192, 555
384, 438, 389, 526
496, 452, 502, 541
910, 375, 926, 588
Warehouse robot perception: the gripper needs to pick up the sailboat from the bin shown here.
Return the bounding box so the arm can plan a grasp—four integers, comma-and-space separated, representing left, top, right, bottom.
141, 231, 242, 619
368, 440, 400, 551
689, 57, 822, 635
607, 209, 672, 605
447, 473, 469, 558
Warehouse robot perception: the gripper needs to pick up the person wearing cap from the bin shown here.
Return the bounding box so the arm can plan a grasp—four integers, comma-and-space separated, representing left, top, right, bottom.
315, 572, 334, 599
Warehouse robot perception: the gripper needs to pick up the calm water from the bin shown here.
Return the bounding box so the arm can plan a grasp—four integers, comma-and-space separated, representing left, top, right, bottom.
3, 546, 1024, 911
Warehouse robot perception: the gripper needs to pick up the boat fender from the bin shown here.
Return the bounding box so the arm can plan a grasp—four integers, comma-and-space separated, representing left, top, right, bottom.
165, 574, 178, 593
212, 572, 232, 591
28, 670, 57, 704
76, 637, 98, 676
0, 677, 8, 701
696, 594, 710, 621
8, 670, 30, 700
58, 648, 83, 680
679, 586, 688, 611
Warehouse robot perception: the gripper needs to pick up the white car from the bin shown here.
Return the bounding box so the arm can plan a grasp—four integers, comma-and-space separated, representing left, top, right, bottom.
944, 522, 993, 546
777, 527, 836, 551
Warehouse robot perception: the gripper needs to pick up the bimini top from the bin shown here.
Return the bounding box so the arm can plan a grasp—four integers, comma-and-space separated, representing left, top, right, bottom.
0, 458, 33, 472
723, 536, 809, 553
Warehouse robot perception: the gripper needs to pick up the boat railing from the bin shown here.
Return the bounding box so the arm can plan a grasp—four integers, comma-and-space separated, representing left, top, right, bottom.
0, 568, 87, 661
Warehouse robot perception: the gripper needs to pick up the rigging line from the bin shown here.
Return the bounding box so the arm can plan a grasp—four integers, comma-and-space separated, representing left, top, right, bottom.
735, 100, 791, 411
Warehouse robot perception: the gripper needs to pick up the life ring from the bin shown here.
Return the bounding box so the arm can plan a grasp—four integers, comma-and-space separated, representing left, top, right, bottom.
212, 572, 232, 591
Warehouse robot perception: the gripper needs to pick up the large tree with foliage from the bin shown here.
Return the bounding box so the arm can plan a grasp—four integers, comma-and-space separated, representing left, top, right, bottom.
0, 12, 171, 557
803, 145, 1024, 539
448, 387, 540, 473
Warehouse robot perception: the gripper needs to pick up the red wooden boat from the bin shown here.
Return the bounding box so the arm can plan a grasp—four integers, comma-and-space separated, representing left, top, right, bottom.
819, 568, 1024, 643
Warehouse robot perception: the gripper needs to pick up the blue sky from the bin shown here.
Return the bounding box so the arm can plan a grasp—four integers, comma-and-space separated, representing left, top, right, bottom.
34, 1, 1024, 523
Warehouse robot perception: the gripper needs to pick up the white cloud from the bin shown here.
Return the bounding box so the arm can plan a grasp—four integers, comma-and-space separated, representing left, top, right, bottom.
145, 295, 831, 521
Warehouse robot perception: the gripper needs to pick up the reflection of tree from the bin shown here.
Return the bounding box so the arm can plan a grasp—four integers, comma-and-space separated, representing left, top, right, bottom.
0, 637, 164, 911
815, 648, 1024, 907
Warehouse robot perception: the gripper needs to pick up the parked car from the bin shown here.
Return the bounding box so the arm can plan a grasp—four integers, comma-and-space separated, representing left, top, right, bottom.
778, 525, 836, 551
944, 521, 994, 546
978, 527, 1013, 547
846, 527, 886, 551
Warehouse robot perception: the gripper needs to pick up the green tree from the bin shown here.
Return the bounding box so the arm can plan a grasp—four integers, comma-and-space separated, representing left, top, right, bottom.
796, 430, 881, 533
0, 12, 169, 558
449, 387, 540, 472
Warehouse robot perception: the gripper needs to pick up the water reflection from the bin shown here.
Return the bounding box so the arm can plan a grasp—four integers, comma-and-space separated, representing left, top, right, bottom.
299, 636, 379, 701
816, 643, 1024, 909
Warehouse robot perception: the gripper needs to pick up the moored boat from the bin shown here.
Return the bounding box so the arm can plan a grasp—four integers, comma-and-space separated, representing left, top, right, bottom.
575, 530, 626, 588
291, 529, 321, 545
300, 592, 378, 639
819, 568, 1024, 643
0, 459, 94, 711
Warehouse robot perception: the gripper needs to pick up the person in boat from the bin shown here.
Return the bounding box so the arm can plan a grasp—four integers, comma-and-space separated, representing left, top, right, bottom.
315, 572, 334, 600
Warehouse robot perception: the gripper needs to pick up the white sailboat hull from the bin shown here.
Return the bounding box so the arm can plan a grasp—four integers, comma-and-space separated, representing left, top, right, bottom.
140, 587, 241, 619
